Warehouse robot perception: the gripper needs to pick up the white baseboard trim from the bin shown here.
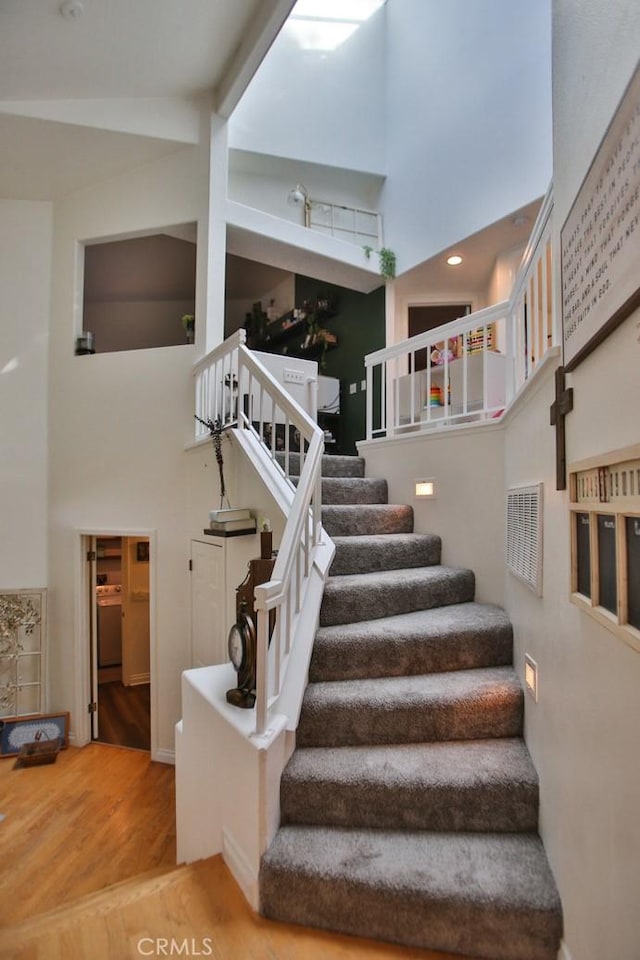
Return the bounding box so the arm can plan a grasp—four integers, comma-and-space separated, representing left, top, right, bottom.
558, 940, 573, 960
153, 747, 175, 765
222, 828, 259, 911
127, 673, 150, 686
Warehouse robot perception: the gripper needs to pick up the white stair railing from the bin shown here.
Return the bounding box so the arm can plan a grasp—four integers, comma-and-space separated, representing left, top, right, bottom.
366, 301, 511, 438
365, 185, 556, 441
510, 188, 555, 389
193, 330, 324, 736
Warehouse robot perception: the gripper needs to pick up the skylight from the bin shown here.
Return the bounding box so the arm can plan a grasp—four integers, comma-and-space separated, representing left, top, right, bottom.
285, 0, 386, 52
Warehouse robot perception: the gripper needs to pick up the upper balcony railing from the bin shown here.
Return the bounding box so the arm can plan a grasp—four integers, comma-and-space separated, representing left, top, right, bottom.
364, 186, 555, 441
307, 198, 382, 249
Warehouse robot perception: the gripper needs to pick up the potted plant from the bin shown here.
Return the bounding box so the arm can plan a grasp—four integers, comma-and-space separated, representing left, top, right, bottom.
182, 314, 195, 343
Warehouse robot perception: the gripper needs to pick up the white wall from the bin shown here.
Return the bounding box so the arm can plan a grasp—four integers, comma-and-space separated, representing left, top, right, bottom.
47, 144, 207, 756
502, 6, 640, 957
228, 152, 384, 228
390, 277, 484, 345
504, 330, 640, 960
225, 273, 295, 337
228, 10, 386, 175
0, 200, 52, 588
358, 424, 505, 607
486, 244, 525, 308
381, 0, 552, 273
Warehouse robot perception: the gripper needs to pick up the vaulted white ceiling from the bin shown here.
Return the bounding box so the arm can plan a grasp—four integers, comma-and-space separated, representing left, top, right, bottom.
0, 0, 285, 101
0, 0, 294, 199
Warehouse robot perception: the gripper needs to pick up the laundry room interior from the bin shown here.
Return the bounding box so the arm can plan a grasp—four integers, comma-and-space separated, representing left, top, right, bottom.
94, 535, 151, 751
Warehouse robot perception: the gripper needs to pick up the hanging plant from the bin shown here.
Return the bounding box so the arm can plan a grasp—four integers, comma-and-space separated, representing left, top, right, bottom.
378, 248, 396, 281
363, 246, 396, 280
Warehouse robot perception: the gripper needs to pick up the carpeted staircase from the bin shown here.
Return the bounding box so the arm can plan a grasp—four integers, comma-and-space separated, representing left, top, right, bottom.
261, 454, 562, 960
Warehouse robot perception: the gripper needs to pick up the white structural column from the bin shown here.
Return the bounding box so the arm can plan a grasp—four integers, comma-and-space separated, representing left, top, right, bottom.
198, 105, 229, 356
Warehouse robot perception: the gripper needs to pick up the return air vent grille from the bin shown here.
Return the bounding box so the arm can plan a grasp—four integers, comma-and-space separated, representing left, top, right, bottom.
506, 483, 543, 596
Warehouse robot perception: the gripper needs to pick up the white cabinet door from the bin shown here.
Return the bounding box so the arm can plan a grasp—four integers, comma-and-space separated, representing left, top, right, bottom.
191, 539, 226, 668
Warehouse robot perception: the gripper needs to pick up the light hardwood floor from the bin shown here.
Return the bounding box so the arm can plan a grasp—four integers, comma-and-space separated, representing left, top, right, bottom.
97, 681, 151, 751
0, 742, 175, 926
0, 743, 474, 960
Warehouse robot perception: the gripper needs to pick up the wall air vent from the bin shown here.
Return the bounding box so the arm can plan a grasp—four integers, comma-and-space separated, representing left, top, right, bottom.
506, 483, 543, 596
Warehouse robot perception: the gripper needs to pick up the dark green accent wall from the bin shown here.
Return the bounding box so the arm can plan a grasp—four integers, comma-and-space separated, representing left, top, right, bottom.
295, 276, 385, 455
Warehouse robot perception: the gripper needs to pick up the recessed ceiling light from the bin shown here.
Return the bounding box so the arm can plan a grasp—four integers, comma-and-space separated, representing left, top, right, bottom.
447, 255, 463, 266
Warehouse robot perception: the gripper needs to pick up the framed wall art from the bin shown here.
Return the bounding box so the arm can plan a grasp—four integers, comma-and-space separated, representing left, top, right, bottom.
561, 61, 640, 371
0, 711, 69, 757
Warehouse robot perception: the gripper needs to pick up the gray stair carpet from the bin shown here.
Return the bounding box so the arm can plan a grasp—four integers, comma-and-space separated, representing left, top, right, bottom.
260, 453, 562, 960
261, 827, 563, 960
322, 502, 414, 537
292, 476, 388, 504
276, 451, 365, 478
297, 666, 523, 748
311, 602, 513, 681
319, 476, 388, 504
330, 531, 442, 575
320, 565, 475, 626
281, 738, 539, 833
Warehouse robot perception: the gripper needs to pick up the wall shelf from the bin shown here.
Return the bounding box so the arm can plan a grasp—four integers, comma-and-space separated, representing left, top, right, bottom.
253, 306, 337, 358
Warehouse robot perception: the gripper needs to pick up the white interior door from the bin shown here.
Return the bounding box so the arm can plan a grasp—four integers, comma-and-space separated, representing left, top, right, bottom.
191, 539, 225, 668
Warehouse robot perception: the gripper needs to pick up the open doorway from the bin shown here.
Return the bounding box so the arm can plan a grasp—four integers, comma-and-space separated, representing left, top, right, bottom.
408, 303, 471, 371
88, 535, 151, 751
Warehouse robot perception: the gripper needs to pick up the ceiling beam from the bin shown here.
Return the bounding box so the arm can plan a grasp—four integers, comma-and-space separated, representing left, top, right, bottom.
214, 0, 295, 119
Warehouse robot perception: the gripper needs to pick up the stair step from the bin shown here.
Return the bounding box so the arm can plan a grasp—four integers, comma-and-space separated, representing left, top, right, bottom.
297, 666, 523, 747
276, 452, 365, 478
260, 826, 563, 960
320, 476, 388, 505
322, 503, 413, 537
281, 738, 539, 833
320, 565, 475, 626
311, 602, 512, 681
330, 532, 441, 576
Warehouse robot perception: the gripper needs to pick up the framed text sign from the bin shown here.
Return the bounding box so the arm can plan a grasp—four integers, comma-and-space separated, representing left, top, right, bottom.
561, 61, 640, 371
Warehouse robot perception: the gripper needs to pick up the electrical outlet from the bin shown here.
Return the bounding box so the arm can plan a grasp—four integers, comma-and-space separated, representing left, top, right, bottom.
349, 382, 357, 394
284, 368, 305, 385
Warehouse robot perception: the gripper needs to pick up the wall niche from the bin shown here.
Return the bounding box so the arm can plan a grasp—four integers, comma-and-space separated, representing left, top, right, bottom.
81, 224, 197, 354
